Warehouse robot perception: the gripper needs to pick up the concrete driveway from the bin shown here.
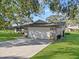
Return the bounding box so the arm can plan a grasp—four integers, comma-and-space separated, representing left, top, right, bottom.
0, 38, 51, 59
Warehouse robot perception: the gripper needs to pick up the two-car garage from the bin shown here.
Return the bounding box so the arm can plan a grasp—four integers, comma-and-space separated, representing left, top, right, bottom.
28, 27, 51, 39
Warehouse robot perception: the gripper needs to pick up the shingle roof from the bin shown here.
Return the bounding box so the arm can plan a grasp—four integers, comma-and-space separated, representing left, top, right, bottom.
34, 20, 48, 24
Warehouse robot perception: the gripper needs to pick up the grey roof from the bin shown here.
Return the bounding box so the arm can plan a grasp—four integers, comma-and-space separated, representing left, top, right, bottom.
34, 20, 48, 24
11, 19, 65, 28
29, 22, 65, 27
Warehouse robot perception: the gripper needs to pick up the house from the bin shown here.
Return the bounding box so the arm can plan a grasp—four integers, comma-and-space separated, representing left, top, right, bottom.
66, 24, 79, 32
23, 20, 66, 40
6, 16, 33, 31
12, 20, 65, 40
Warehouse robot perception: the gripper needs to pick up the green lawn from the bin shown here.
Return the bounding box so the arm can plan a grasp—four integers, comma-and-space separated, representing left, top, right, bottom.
31, 32, 79, 59
0, 30, 22, 41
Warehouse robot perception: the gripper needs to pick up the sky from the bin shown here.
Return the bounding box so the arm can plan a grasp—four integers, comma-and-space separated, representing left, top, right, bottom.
32, 4, 53, 21
32, 0, 68, 21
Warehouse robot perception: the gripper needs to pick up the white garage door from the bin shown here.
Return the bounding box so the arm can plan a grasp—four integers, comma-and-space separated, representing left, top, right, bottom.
28, 27, 50, 39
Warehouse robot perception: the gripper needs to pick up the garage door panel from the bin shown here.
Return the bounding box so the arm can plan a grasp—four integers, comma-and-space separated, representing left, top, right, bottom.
28, 27, 50, 39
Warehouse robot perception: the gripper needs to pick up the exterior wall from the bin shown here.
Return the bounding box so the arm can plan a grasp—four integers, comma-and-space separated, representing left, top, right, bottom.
28, 27, 51, 39
55, 26, 65, 39
27, 26, 65, 40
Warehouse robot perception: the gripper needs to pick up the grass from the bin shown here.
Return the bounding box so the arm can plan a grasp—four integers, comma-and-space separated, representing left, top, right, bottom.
0, 30, 22, 41
31, 32, 79, 59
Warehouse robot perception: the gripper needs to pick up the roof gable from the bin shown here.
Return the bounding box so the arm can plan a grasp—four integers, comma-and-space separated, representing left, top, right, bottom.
34, 20, 48, 24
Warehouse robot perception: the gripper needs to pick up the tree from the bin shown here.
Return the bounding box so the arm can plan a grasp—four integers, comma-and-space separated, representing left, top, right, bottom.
46, 0, 79, 24
0, 0, 41, 29
67, 0, 78, 20
49, 0, 61, 13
